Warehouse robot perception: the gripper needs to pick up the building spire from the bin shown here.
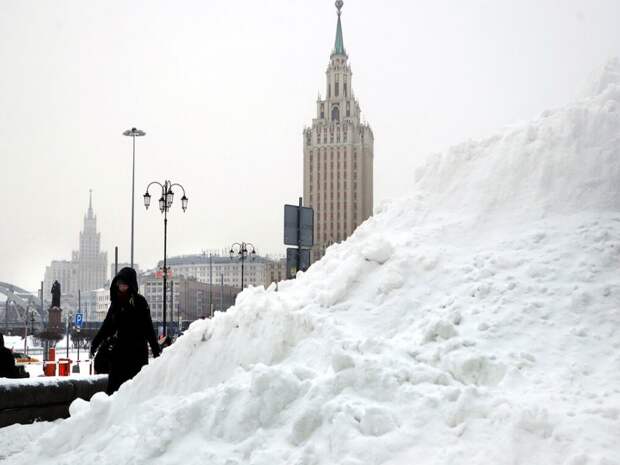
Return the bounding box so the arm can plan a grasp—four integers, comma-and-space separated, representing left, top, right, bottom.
88, 189, 94, 219
333, 0, 346, 56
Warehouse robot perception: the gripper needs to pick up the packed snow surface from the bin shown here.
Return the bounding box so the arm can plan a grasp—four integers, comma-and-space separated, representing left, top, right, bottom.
2, 61, 620, 465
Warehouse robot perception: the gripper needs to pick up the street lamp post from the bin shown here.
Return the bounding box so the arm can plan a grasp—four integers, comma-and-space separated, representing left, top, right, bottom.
23, 306, 29, 355
66, 310, 72, 358
144, 180, 188, 337
123, 127, 146, 269
229, 242, 257, 293
4, 299, 9, 332
7, 301, 15, 335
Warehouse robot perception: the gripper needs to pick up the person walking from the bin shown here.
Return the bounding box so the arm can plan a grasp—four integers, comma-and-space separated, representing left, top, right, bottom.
90, 267, 160, 394
0, 333, 18, 378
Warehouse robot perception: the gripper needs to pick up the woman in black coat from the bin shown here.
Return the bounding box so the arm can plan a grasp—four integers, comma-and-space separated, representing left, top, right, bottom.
91, 267, 160, 394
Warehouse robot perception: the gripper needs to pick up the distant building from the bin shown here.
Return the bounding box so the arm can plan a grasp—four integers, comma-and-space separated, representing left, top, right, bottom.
160, 253, 286, 290
43, 191, 108, 308
139, 272, 238, 326
303, 1, 374, 262
139, 273, 179, 324
43, 260, 78, 300
265, 258, 287, 286
78, 289, 99, 323
94, 288, 111, 322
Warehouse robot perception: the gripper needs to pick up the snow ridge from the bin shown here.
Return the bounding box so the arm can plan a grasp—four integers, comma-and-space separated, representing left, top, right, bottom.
413, 57, 620, 224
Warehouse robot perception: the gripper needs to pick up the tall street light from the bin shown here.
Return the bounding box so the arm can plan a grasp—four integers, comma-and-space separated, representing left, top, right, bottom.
229, 242, 256, 293
123, 127, 146, 269
144, 180, 188, 337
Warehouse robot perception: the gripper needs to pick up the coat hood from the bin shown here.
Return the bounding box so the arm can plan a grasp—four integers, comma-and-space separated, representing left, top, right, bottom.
110, 267, 139, 302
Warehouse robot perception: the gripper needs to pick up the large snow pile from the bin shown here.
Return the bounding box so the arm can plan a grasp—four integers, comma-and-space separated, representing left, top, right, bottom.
2, 61, 620, 465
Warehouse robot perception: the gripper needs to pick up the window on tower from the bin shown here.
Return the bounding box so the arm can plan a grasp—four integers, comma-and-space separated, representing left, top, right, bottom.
331, 106, 340, 122
346, 102, 350, 117
335, 82, 339, 97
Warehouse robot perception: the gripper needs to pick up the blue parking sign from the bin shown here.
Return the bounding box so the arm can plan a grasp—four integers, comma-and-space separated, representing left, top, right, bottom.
75, 313, 83, 328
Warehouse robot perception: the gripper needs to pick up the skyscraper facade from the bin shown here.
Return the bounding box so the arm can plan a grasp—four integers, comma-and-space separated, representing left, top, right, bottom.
303, 1, 374, 262
74, 190, 107, 292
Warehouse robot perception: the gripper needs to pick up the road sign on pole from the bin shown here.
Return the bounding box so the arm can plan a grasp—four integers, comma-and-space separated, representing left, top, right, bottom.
286, 248, 311, 279
284, 203, 314, 247
75, 313, 83, 328
284, 197, 314, 278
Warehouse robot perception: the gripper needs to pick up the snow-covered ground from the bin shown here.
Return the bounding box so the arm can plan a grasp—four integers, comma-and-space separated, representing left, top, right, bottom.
1, 60, 619, 465
0, 335, 94, 382
2, 335, 40, 353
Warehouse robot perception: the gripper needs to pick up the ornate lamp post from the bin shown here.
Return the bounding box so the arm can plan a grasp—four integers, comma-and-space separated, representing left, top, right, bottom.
144, 180, 188, 336
123, 127, 146, 269
229, 242, 257, 293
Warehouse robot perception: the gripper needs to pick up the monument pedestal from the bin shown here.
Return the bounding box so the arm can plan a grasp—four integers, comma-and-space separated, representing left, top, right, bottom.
48, 306, 62, 333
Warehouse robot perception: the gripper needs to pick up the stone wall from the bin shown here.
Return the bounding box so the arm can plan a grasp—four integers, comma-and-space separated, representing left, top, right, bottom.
0, 376, 107, 427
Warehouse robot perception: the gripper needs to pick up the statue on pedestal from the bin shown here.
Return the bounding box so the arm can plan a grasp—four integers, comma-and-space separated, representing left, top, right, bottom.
51, 280, 61, 308
39, 281, 63, 349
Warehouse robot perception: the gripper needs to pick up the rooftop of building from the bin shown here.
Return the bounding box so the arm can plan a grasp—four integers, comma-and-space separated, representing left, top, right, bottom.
158, 253, 284, 267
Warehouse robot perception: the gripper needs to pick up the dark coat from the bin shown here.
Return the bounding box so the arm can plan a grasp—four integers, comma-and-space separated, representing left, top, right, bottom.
91, 267, 160, 394
0, 342, 18, 379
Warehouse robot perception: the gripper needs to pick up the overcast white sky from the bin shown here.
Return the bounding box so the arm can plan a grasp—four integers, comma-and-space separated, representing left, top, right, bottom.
1, 0, 619, 292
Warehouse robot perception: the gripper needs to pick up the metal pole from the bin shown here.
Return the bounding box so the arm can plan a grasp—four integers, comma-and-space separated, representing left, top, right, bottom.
131, 135, 136, 269
40, 282, 47, 361
162, 196, 168, 337
297, 196, 302, 273
115, 246, 118, 276
78, 290, 81, 362
66, 311, 69, 358
24, 308, 27, 355
209, 253, 213, 316
240, 249, 245, 294
170, 279, 174, 336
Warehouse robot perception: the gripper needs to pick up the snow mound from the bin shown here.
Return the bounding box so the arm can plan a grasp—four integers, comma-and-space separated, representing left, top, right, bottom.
413, 57, 620, 224
2, 63, 620, 465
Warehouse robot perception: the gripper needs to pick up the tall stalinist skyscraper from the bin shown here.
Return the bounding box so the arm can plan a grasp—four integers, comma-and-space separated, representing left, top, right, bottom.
73, 190, 107, 292
303, 1, 374, 262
